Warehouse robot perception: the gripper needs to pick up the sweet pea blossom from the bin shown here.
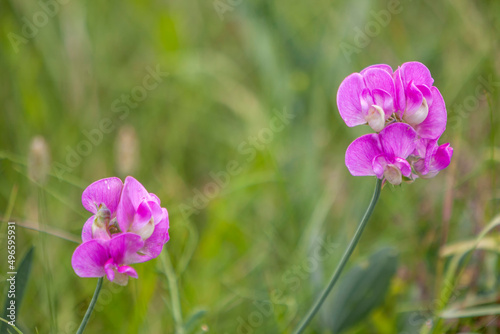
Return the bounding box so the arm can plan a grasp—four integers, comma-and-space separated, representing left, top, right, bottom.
345, 123, 417, 185
412, 138, 454, 178
394, 62, 447, 139
338, 61, 453, 184
337, 65, 396, 132
73, 176, 170, 284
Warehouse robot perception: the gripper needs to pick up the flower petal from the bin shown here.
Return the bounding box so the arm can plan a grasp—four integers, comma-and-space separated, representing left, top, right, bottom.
394, 66, 406, 116
400, 61, 434, 88
372, 154, 388, 179
404, 82, 424, 115
117, 176, 151, 232
337, 73, 367, 127
81, 216, 95, 243
345, 134, 382, 176
371, 88, 395, 117
133, 200, 153, 229
128, 217, 170, 264
362, 68, 396, 102
414, 87, 447, 139
108, 233, 145, 265
429, 143, 453, 173
360, 64, 393, 75
379, 123, 417, 159
81, 177, 123, 214
71, 240, 108, 277
104, 258, 116, 281
360, 88, 374, 115
393, 157, 412, 177
117, 265, 138, 278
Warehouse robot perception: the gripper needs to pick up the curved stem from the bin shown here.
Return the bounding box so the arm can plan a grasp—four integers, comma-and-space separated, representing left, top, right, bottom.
77, 277, 103, 334
293, 178, 383, 334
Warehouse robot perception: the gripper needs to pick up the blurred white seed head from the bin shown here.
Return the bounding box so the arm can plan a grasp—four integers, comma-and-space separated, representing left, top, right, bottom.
28, 136, 50, 185
115, 125, 139, 176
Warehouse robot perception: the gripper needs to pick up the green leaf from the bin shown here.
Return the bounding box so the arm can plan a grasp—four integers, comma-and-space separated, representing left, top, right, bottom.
1, 247, 34, 333
326, 247, 398, 333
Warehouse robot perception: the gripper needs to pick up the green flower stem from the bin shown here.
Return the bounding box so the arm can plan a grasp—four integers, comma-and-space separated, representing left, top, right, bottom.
76, 277, 103, 334
293, 178, 383, 334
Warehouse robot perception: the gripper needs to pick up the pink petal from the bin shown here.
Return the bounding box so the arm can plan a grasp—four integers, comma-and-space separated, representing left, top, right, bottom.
414, 87, 447, 139
417, 84, 433, 105
404, 82, 424, 115
81, 177, 123, 214
81, 216, 95, 242
161, 208, 170, 243
108, 233, 145, 265
360, 64, 393, 75
149, 201, 164, 225
360, 88, 374, 115
372, 154, 388, 179
362, 68, 396, 101
429, 143, 453, 173
400, 61, 434, 87
117, 176, 150, 232
379, 123, 417, 159
345, 134, 382, 176
117, 265, 138, 278
132, 200, 153, 231
128, 217, 170, 264
337, 73, 367, 127
149, 193, 161, 205
372, 88, 395, 117
71, 240, 108, 277
393, 157, 412, 177
104, 258, 116, 281
393, 67, 405, 116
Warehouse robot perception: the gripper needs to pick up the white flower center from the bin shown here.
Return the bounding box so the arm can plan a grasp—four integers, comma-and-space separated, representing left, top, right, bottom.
365, 105, 385, 132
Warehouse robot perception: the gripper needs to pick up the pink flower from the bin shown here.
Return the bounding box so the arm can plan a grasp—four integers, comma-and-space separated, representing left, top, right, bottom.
73, 176, 169, 284
345, 123, 417, 185
72, 233, 143, 286
337, 65, 396, 132
394, 62, 447, 139
338, 62, 453, 183
412, 138, 454, 178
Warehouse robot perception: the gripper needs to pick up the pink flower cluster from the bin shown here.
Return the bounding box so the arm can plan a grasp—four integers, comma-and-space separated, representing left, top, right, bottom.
337, 62, 453, 185
71, 177, 169, 285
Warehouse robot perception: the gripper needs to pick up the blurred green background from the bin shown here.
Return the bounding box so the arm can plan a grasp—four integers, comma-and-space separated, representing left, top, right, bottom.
1, 0, 499, 333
